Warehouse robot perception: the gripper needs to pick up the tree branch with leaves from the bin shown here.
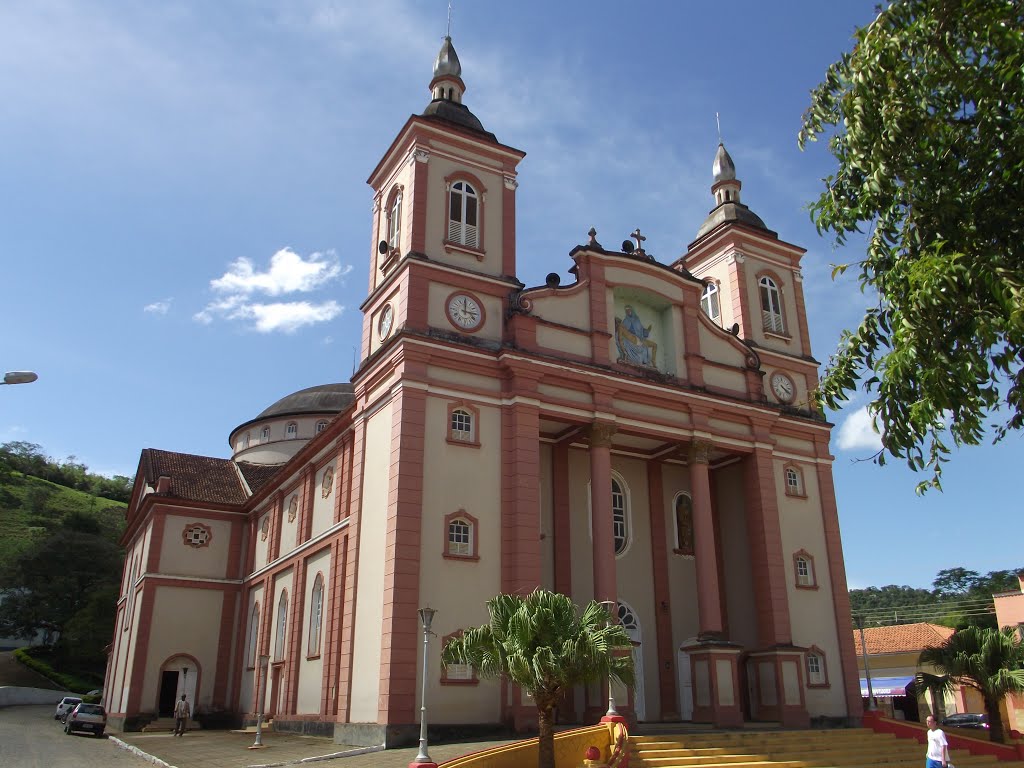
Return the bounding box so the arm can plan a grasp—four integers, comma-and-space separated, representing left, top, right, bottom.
800, 0, 1024, 491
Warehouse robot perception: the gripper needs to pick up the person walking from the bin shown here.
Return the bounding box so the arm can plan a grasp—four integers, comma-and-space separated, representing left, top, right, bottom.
173, 693, 190, 737
925, 714, 950, 768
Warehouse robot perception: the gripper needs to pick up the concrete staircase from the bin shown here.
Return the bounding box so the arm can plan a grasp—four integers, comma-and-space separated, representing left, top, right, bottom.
140, 717, 201, 732
630, 728, 1024, 768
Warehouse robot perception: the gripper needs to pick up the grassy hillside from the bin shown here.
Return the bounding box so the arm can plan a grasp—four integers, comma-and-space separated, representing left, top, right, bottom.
0, 471, 126, 570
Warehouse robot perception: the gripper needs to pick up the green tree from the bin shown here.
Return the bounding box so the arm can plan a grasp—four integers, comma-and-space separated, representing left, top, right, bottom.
442, 590, 634, 768
933, 567, 982, 597
917, 626, 1024, 743
799, 0, 1024, 491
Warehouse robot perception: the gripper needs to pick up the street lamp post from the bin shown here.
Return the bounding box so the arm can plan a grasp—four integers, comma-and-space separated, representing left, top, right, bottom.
2, 371, 38, 386
855, 615, 877, 712
250, 654, 271, 749
597, 600, 620, 718
411, 607, 436, 768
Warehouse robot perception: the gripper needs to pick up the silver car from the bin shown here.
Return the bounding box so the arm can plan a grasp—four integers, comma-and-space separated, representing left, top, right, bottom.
53, 697, 82, 721
64, 703, 107, 737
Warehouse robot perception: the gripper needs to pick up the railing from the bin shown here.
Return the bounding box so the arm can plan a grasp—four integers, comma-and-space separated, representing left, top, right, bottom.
606, 718, 630, 768
862, 710, 1024, 763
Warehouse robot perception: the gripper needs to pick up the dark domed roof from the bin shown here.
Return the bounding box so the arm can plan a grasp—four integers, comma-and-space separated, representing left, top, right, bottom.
257, 383, 355, 420
695, 202, 774, 240
422, 99, 492, 137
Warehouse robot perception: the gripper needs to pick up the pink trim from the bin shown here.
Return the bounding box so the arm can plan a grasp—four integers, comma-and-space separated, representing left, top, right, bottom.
446, 401, 482, 447
805, 645, 830, 688
589, 424, 617, 605
499, 391, 543, 598
793, 549, 819, 590
443, 509, 480, 560
689, 450, 722, 637
502, 174, 517, 276
743, 447, 793, 645
783, 462, 807, 498
791, 275, 812, 358
727, 254, 752, 339
646, 461, 679, 720
863, 711, 1024, 762
814, 449, 863, 718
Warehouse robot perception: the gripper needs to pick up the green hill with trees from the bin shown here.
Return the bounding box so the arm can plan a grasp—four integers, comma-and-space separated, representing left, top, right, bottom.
0, 441, 131, 691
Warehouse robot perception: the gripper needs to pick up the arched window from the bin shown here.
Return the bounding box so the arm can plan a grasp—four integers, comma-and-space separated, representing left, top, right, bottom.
806, 647, 828, 687
247, 603, 260, 668
450, 409, 473, 442
673, 492, 694, 555
612, 477, 629, 555
286, 422, 298, 439
700, 283, 721, 324
448, 181, 479, 248
241, 433, 250, 449
387, 190, 402, 250
793, 550, 817, 589
261, 426, 271, 443
307, 574, 324, 657
759, 275, 784, 334
274, 591, 289, 660
448, 518, 472, 556
785, 465, 805, 497
315, 420, 328, 434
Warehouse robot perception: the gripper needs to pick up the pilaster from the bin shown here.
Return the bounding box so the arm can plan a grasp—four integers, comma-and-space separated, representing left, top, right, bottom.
680, 639, 743, 727
689, 440, 723, 638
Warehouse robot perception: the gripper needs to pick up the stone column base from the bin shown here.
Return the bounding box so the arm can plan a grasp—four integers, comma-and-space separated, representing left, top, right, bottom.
745, 646, 810, 727
680, 639, 743, 728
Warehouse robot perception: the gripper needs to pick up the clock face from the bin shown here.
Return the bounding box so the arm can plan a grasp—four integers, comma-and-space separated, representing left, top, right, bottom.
377, 304, 393, 340
771, 372, 796, 403
446, 293, 483, 331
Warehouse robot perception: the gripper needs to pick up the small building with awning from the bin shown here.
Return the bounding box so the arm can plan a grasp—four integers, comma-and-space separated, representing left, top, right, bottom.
853, 622, 967, 722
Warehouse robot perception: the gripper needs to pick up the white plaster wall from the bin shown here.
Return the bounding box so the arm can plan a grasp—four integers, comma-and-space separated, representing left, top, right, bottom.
662, 462, 700, 648
296, 548, 331, 714
280, 490, 301, 554
539, 443, 554, 591
238, 583, 263, 713
529, 288, 591, 330
568, 447, 596, 605
701, 362, 748, 393
140, 586, 225, 713
536, 325, 592, 358
427, 281, 503, 342
715, 463, 757, 649
270, 570, 295, 664
426, 366, 501, 393
419, 394, 502, 723
233, 415, 334, 461
743, 260, 802, 352
159, 514, 233, 578
694, 260, 733, 329
604, 267, 685, 302
253, 508, 271, 572
776, 457, 847, 716
423, 154, 504, 278
311, 462, 336, 538
349, 405, 391, 723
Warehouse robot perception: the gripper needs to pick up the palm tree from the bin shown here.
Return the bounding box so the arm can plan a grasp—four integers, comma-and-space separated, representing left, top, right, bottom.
442, 589, 635, 768
917, 625, 1024, 743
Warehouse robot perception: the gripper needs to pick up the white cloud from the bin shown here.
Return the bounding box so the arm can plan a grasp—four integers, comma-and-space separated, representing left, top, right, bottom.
210, 248, 344, 296
196, 247, 348, 333
836, 406, 883, 452
143, 298, 172, 315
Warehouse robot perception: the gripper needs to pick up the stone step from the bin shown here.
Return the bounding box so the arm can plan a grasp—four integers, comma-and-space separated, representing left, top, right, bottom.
141, 717, 202, 732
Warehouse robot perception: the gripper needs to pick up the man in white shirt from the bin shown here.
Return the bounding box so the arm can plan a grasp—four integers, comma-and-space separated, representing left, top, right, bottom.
925, 714, 949, 768
173, 694, 190, 737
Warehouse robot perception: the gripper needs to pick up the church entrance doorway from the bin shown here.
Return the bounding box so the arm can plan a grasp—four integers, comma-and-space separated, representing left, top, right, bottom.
158, 671, 178, 717
617, 601, 645, 721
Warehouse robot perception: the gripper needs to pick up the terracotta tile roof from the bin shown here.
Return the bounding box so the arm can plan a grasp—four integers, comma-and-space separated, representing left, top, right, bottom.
141, 449, 247, 506
852, 622, 955, 656
237, 462, 283, 495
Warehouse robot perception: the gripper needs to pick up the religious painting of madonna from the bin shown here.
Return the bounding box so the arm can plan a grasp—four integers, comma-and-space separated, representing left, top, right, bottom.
615, 304, 658, 367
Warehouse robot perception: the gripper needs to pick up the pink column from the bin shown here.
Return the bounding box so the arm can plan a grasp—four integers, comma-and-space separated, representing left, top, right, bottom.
689, 440, 723, 638
589, 423, 617, 605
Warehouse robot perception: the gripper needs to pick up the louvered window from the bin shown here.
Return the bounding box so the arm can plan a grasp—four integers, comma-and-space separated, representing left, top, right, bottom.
448, 181, 479, 248
759, 276, 784, 333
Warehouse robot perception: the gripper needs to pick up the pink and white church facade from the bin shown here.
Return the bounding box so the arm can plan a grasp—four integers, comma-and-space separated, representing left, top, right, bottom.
104, 34, 862, 744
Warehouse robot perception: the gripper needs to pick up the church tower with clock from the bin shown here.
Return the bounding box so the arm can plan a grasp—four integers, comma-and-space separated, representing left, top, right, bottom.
105, 32, 860, 746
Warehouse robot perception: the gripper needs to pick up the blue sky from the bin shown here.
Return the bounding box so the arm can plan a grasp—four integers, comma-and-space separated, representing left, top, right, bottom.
2, 1, 1019, 591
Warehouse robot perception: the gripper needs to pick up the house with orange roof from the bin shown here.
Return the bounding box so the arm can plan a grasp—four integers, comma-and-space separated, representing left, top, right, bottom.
993, 572, 1024, 732
853, 622, 978, 722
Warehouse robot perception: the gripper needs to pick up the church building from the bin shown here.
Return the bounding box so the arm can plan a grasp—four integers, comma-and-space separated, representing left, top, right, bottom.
103, 34, 862, 744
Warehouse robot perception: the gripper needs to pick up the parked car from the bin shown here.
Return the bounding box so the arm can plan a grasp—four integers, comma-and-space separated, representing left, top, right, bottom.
53, 697, 82, 721
942, 713, 989, 730
63, 703, 107, 737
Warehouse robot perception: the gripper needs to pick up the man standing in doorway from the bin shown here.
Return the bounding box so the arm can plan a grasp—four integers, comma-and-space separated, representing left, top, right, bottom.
925, 714, 949, 768
174, 693, 190, 736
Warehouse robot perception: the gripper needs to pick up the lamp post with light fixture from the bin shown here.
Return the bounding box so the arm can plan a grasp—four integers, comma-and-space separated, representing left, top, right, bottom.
597, 600, 621, 718
250, 654, 271, 749
410, 607, 437, 768
2, 371, 37, 386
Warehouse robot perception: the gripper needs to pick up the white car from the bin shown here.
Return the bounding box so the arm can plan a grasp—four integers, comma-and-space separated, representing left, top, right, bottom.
54, 697, 82, 721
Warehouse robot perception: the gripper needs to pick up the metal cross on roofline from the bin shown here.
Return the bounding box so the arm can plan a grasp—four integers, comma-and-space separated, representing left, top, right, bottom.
630, 228, 647, 253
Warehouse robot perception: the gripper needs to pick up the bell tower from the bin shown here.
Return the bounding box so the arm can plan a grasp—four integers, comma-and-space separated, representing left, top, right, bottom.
361, 35, 526, 364
675, 143, 818, 410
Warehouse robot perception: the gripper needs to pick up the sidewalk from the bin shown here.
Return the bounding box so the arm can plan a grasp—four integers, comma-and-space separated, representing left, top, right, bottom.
114, 728, 518, 768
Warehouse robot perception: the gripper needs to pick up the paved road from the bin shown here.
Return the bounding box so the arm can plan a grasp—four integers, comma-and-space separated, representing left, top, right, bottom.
0, 705, 149, 768
0, 651, 62, 688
